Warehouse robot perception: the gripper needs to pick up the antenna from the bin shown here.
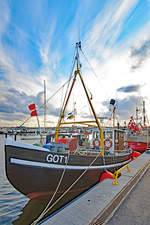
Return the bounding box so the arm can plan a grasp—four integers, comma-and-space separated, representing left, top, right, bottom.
78, 26, 80, 43
110, 99, 116, 127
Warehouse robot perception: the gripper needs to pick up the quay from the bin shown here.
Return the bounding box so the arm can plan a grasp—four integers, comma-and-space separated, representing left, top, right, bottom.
41, 151, 150, 225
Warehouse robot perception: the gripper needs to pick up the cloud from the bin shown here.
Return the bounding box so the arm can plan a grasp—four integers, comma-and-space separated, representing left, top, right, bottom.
117, 96, 143, 120
0, 1, 10, 36
117, 84, 141, 93
85, 0, 139, 57
102, 95, 143, 121
1, 0, 150, 127
130, 39, 150, 70
0, 88, 41, 114
0, 86, 63, 126
38, 20, 58, 67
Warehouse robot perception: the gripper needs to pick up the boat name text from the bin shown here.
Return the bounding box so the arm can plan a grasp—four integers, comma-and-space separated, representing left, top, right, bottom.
46, 154, 68, 164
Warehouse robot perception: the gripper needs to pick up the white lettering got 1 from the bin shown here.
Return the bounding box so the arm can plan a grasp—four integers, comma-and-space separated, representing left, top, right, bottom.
46, 154, 68, 164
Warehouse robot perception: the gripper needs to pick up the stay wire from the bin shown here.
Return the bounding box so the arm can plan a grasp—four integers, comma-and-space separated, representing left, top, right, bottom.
18, 48, 77, 128
18, 74, 75, 127
56, 48, 77, 125
80, 48, 98, 78
31, 49, 84, 224
31, 47, 107, 224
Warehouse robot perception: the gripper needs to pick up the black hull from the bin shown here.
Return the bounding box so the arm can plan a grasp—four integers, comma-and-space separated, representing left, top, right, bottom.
5, 139, 131, 216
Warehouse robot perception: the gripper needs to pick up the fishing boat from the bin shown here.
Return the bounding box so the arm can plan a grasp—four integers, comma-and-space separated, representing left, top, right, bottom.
126, 102, 150, 153
5, 42, 132, 219
127, 129, 150, 153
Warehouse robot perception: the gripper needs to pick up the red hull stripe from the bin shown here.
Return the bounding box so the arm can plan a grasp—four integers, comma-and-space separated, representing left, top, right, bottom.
27, 186, 88, 200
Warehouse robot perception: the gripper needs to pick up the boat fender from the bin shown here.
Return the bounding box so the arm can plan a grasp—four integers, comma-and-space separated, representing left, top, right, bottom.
100, 171, 114, 182
93, 138, 100, 149
131, 151, 141, 160
104, 139, 112, 149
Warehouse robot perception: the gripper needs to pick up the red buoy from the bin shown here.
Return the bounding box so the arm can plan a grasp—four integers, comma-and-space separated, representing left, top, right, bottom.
100, 171, 114, 182
131, 151, 141, 161
132, 151, 141, 158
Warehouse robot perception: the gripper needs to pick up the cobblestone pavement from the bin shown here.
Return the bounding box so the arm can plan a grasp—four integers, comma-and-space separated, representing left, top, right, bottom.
105, 167, 150, 225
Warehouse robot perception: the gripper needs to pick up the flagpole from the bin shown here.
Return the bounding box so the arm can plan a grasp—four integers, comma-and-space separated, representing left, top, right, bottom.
28, 103, 43, 146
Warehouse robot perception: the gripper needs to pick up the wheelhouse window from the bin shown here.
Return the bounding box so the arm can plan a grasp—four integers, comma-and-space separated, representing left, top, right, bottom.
105, 131, 112, 139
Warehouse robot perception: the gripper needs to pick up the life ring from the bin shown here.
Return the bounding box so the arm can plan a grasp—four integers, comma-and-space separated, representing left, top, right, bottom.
104, 139, 112, 149
93, 139, 100, 149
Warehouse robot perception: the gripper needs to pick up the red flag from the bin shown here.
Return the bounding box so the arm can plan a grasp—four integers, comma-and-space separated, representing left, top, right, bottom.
28, 103, 36, 111
30, 110, 37, 117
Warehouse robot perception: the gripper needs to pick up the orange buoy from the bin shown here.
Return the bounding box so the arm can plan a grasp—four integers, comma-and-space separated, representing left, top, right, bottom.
100, 171, 114, 182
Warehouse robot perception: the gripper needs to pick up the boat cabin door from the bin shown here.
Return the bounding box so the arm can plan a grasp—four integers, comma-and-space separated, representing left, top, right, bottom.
114, 130, 124, 151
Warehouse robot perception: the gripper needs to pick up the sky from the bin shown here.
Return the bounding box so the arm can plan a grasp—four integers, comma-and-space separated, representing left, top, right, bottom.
0, 0, 150, 127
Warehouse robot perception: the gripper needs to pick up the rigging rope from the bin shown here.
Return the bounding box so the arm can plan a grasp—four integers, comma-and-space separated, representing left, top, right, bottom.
19, 47, 98, 128
56, 48, 77, 125
80, 49, 98, 78
18, 74, 75, 127
30, 42, 107, 224
31, 51, 81, 224
18, 49, 77, 128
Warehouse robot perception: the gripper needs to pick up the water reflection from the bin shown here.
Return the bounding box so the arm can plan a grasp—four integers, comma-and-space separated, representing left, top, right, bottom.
12, 197, 51, 225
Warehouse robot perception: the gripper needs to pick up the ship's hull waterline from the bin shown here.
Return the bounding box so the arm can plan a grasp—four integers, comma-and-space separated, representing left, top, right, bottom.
5, 139, 131, 215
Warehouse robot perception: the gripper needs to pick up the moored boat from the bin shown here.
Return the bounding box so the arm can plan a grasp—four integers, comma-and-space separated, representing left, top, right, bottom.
5, 42, 132, 219
126, 104, 150, 153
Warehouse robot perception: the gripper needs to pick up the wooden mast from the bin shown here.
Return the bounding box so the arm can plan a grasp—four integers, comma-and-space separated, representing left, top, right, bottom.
55, 42, 105, 155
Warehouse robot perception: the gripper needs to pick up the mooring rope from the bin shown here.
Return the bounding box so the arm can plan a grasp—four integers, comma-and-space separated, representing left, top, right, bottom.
31, 150, 104, 225
30, 147, 71, 225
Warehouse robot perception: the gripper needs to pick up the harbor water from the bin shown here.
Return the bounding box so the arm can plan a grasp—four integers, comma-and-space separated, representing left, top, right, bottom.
0, 134, 53, 225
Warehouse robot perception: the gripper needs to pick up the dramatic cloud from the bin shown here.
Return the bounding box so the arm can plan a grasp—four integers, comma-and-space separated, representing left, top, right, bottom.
0, 88, 61, 123
131, 39, 150, 70
0, 88, 42, 114
117, 96, 143, 120
1, 0, 150, 126
117, 84, 141, 93
102, 95, 143, 121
